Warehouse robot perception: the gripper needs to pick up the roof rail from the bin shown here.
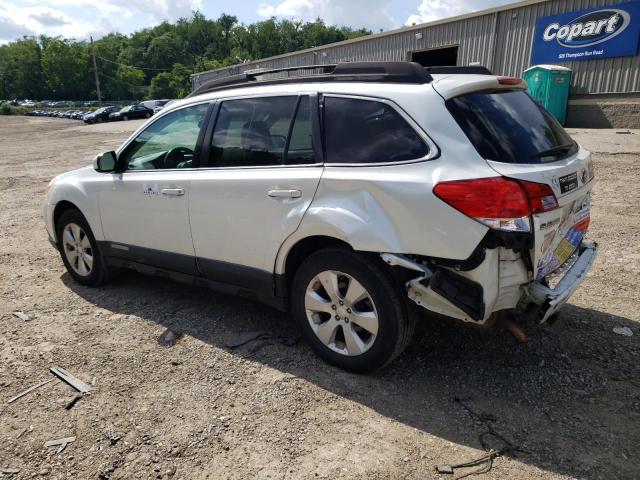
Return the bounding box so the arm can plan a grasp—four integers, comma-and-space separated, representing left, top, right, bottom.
423, 65, 493, 75
189, 61, 433, 97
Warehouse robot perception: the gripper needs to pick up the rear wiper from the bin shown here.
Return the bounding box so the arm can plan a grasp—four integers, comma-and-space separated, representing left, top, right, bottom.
530, 142, 575, 158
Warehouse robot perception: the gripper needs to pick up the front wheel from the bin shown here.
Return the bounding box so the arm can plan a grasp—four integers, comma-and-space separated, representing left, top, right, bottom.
291, 249, 414, 373
56, 209, 113, 286
123, 115, 128, 121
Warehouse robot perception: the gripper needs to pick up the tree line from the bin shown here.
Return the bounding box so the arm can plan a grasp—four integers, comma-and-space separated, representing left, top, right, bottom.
0, 12, 370, 101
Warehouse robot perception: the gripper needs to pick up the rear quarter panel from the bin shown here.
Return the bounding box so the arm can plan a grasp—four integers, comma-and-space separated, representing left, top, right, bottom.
276, 84, 506, 273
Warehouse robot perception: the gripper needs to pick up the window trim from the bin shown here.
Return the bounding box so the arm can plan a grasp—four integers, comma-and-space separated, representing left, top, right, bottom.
199, 92, 324, 171
114, 99, 215, 173
320, 93, 440, 167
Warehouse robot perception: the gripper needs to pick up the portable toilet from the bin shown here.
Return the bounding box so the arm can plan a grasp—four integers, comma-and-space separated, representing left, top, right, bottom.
523, 65, 572, 125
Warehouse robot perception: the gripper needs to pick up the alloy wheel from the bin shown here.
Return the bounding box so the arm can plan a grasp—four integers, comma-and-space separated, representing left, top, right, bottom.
304, 270, 379, 356
62, 223, 93, 276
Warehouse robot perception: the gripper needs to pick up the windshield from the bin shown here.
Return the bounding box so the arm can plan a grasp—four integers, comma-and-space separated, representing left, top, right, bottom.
120, 106, 133, 112
446, 90, 577, 164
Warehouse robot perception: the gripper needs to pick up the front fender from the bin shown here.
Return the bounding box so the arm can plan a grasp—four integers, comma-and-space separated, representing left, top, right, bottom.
45, 167, 104, 242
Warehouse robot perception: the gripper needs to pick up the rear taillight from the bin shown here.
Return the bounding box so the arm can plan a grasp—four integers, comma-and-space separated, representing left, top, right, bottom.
519, 180, 558, 214
433, 177, 558, 232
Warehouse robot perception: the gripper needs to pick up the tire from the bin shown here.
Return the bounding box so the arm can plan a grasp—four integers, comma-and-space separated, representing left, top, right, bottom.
145, 113, 150, 118
123, 115, 128, 121
291, 248, 414, 373
96, 117, 102, 123
56, 209, 113, 287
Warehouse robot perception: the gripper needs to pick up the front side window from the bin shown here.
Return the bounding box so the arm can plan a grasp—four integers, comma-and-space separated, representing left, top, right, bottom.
208, 95, 315, 168
323, 96, 428, 164
119, 103, 209, 170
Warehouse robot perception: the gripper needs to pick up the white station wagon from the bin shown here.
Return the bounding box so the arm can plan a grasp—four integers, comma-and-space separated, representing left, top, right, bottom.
44, 62, 597, 372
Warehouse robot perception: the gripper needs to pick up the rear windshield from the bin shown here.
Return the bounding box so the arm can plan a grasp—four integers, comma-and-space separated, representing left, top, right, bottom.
446, 90, 577, 164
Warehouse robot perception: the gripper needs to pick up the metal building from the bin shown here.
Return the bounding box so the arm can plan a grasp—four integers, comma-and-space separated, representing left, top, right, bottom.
192, 0, 640, 127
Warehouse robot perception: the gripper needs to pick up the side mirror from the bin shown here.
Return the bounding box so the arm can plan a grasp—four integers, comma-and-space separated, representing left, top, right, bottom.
94, 151, 117, 173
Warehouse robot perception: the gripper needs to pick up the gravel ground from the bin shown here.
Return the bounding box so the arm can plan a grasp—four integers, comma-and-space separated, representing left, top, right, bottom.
0, 116, 638, 480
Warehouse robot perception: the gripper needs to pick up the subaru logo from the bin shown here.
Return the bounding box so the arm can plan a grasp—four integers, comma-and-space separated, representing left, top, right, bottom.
543, 9, 631, 48
581, 168, 588, 184
552, 175, 559, 188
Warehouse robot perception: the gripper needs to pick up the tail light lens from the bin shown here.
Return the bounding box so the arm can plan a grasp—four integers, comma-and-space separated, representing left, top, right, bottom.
433, 177, 558, 232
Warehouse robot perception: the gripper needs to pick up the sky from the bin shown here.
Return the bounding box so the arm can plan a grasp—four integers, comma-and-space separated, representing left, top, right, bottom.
0, 0, 518, 44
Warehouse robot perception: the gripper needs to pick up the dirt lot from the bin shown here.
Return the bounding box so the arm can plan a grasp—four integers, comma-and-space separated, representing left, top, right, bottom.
0, 116, 639, 480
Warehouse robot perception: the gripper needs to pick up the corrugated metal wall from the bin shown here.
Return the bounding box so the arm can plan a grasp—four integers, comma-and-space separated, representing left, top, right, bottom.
192, 0, 640, 95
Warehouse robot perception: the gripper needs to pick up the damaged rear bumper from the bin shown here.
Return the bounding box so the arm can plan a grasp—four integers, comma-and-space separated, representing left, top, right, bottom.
382, 240, 597, 326
526, 241, 598, 323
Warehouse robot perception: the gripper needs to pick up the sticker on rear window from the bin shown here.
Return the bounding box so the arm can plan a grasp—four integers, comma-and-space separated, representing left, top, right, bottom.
559, 172, 578, 194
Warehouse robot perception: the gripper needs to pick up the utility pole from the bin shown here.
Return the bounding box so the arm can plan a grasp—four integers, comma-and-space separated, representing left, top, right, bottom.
90, 36, 102, 106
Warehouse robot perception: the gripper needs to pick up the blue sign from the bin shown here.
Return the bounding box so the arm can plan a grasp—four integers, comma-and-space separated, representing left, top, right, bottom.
531, 1, 640, 64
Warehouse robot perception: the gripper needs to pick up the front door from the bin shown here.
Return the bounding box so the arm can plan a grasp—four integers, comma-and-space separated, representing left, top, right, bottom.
99, 102, 210, 274
189, 94, 322, 292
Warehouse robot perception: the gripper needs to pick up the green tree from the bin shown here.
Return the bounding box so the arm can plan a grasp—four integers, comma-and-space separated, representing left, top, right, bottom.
148, 72, 174, 98
0, 12, 372, 101
0, 38, 44, 99
41, 38, 91, 99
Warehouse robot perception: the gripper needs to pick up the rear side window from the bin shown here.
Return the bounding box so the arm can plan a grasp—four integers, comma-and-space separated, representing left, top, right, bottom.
323, 97, 428, 164
446, 90, 577, 164
209, 95, 315, 168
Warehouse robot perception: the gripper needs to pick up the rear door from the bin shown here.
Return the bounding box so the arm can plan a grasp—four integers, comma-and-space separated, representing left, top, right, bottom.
189, 94, 322, 292
445, 88, 594, 279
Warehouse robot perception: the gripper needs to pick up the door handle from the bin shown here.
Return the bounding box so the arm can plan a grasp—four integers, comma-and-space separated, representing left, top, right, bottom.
161, 188, 185, 196
267, 189, 302, 198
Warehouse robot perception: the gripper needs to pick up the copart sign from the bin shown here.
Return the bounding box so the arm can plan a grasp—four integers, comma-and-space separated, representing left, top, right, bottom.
531, 1, 640, 64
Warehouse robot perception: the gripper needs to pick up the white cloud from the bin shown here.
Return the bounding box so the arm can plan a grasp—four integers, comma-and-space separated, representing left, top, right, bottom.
405, 0, 514, 26
29, 8, 72, 27
0, 15, 34, 42
0, 0, 202, 43
257, 0, 395, 31
0, 1, 102, 41
102, 0, 201, 22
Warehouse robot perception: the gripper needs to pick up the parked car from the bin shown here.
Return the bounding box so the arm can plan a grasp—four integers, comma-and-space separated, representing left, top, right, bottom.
43, 62, 597, 372
140, 99, 169, 111
84, 106, 118, 124
109, 104, 153, 121
153, 99, 175, 115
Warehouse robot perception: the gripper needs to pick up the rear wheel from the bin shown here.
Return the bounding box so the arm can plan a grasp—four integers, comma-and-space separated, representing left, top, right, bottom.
123, 115, 129, 121
145, 113, 151, 118
56, 209, 113, 286
291, 249, 413, 373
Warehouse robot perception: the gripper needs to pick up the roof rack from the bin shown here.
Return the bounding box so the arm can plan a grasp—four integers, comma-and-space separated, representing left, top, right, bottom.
189, 61, 433, 97
423, 65, 493, 75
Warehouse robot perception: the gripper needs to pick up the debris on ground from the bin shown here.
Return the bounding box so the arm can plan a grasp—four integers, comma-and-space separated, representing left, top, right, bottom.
65, 392, 84, 410
43, 436, 75, 454
1, 467, 21, 475
157, 328, 183, 347
7, 378, 54, 404
613, 326, 633, 337
49, 367, 92, 394
15, 426, 32, 439
12, 310, 31, 321
225, 331, 267, 349
105, 423, 121, 446
435, 398, 526, 478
